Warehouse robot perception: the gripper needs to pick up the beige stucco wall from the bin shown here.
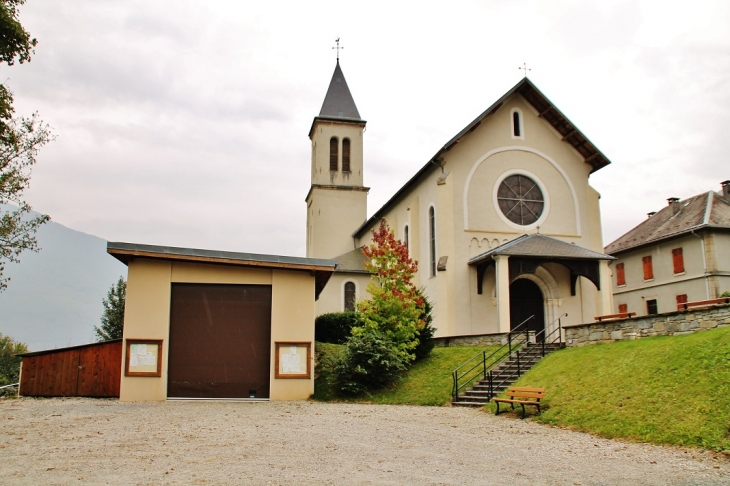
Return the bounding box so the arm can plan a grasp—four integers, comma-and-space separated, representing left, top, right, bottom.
120, 259, 318, 402
310, 120, 365, 187
611, 231, 730, 315
315, 272, 371, 316
350, 93, 610, 336
306, 187, 367, 259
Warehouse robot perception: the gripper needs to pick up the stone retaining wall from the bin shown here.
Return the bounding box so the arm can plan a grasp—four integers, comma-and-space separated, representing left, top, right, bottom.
564, 304, 730, 346
434, 304, 730, 348
433, 333, 508, 347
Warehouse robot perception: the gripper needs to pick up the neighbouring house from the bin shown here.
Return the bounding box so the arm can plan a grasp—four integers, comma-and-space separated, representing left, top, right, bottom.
107, 243, 335, 401
310, 60, 615, 337
605, 181, 730, 316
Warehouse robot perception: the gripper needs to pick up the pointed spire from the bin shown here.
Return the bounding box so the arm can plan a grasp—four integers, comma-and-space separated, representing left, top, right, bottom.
318, 61, 362, 120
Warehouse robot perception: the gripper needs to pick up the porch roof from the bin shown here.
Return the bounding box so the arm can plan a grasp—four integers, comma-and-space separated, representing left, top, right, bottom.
468, 234, 614, 266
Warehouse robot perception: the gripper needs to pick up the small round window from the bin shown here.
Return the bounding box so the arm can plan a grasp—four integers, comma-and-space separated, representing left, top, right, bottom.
497, 174, 544, 226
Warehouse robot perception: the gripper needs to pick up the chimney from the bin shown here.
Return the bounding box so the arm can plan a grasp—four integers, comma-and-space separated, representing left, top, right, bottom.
667, 197, 680, 215
647, 211, 657, 218
722, 180, 730, 201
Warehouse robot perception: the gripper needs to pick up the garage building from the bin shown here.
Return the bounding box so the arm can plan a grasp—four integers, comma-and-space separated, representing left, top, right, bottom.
107, 242, 335, 402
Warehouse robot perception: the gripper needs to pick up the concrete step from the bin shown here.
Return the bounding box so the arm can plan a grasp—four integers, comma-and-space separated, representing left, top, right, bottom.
452, 401, 485, 407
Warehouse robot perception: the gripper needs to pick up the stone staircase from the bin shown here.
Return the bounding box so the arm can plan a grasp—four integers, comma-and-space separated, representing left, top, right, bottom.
452, 342, 563, 407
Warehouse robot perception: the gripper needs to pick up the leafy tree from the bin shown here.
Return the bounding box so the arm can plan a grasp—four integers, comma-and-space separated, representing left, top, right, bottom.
0, 332, 28, 386
334, 219, 428, 394
0, 0, 52, 291
94, 277, 126, 341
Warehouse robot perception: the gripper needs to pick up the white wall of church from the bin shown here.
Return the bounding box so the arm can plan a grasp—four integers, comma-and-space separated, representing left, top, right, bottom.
310, 120, 365, 187
307, 187, 368, 259
354, 93, 611, 337
316, 272, 371, 316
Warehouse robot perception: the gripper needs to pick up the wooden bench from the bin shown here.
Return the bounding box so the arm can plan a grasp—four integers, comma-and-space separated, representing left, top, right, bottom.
594, 312, 636, 322
493, 386, 546, 419
678, 297, 730, 311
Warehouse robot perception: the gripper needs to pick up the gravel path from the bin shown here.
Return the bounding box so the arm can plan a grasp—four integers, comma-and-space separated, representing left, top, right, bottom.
1, 398, 728, 485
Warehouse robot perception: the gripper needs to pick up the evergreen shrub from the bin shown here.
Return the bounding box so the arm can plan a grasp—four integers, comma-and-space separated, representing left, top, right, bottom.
315, 311, 361, 344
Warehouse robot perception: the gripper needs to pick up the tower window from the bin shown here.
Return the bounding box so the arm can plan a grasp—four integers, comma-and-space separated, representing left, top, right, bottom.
329, 137, 338, 171
429, 207, 436, 277
342, 138, 351, 172
513, 111, 521, 137
404, 224, 409, 250
344, 282, 356, 311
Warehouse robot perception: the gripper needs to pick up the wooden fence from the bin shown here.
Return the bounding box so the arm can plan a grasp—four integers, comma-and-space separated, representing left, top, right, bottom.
18, 339, 122, 397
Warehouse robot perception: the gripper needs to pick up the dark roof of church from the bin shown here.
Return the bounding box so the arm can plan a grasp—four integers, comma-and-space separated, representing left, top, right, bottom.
469, 234, 614, 266
605, 189, 730, 255
353, 77, 611, 238
107, 242, 336, 299
318, 61, 362, 120
332, 247, 370, 274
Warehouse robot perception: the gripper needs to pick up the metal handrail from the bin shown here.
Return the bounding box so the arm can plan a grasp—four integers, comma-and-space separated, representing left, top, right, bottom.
451, 315, 534, 400
452, 313, 568, 401
482, 313, 568, 401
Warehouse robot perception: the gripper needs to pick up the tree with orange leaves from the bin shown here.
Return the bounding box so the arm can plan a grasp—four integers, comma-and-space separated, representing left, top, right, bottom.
334, 219, 428, 394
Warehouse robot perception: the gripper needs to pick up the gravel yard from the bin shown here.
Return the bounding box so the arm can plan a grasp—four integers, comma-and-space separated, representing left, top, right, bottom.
1, 398, 728, 485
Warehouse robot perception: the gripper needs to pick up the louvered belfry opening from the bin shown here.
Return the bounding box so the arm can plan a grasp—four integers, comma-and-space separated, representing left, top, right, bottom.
342, 138, 351, 172
329, 137, 338, 171
168, 283, 272, 399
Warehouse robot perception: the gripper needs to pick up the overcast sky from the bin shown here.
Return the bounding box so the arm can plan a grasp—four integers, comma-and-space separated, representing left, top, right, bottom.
4, 0, 730, 257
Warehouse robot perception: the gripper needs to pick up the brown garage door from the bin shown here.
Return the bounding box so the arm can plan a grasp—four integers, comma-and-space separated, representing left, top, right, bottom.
168, 284, 272, 399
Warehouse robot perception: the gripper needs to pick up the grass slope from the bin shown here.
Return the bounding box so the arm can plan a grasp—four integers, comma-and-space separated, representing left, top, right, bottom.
509, 326, 730, 451
314, 344, 496, 406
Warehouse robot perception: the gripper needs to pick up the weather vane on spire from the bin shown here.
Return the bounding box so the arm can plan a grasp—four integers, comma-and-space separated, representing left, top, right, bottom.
332, 37, 344, 62
519, 62, 531, 78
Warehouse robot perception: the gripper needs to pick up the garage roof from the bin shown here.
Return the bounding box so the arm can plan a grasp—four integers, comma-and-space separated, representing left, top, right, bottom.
107, 242, 337, 299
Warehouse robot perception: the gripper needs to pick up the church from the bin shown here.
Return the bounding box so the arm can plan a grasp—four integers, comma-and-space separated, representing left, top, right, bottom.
309, 60, 615, 339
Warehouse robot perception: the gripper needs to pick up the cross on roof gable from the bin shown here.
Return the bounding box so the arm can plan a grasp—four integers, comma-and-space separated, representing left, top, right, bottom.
353, 78, 611, 238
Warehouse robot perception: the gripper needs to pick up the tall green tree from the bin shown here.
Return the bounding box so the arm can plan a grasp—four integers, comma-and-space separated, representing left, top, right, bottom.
94, 277, 126, 342
0, 332, 28, 386
0, 0, 52, 291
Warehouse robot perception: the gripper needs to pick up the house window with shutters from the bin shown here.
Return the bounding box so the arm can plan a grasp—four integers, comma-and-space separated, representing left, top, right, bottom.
618, 303, 628, 314
342, 138, 351, 172
676, 294, 688, 310
429, 206, 436, 277
672, 248, 685, 274
642, 256, 653, 280
329, 137, 338, 171
344, 282, 356, 312
615, 262, 626, 286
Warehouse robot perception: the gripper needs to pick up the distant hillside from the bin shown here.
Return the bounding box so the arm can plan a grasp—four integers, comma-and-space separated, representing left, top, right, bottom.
0, 206, 127, 351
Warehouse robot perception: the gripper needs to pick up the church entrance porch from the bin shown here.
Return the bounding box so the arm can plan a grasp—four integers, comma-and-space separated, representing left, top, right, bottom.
509, 279, 545, 338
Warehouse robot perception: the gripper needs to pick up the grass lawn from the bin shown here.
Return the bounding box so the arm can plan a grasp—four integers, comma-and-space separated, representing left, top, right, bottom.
503, 325, 730, 451
313, 344, 496, 406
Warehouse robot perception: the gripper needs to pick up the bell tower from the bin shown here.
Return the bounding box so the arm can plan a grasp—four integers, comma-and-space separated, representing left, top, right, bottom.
306, 60, 369, 258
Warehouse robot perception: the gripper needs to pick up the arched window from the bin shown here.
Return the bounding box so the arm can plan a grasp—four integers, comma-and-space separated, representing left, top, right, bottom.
404, 224, 409, 250
429, 207, 436, 276
344, 282, 356, 311
342, 138, 351, 172
329, 137, 338, 171
511, 108, 524, 139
